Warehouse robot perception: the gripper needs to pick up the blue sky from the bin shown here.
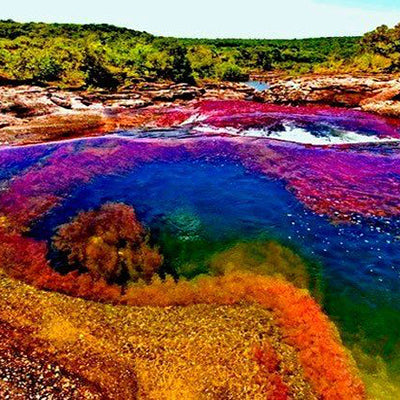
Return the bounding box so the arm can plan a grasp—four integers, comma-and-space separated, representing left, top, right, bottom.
319, 0, 399, 10
2, 0, 400, 39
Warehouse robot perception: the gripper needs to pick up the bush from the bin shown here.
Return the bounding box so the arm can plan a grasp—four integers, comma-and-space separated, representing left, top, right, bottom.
35, 55, 63, 82
360, 23, 400, 72
169, 43, 194, 83
81, 47, 120, 88
188, 45, 215, 79
219, 62, 249, 82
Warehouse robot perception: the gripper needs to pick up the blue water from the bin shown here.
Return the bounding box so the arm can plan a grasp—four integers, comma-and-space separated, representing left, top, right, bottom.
31, 158, 400, 304
20, 146, 399, 364
245, 80, 270, 91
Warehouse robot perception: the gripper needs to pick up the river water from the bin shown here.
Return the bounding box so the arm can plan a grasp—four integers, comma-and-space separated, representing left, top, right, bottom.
1, 100, 400, 378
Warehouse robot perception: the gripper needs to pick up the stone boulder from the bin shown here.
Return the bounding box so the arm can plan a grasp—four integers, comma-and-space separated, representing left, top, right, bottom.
202, 82, 255, 100
263, 75, 400, 108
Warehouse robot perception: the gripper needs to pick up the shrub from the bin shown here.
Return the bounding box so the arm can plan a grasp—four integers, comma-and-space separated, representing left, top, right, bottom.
360, 23, 400, 71
219, 62, 249, 82
169, 43, 194, 83
35, 55, 63, 82
188, 45, 216, 79
81, 47, 120, 88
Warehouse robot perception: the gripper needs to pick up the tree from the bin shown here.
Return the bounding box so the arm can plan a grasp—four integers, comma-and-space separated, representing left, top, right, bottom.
360, 23, 400, 71
81, 45, 119, 88
254, 47, 273, 71
169, 43, 194, 83
188, 45, 215, 79
218, 62, 249, 82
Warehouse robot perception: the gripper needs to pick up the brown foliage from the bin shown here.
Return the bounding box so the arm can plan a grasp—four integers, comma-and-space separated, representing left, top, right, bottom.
53, 203, 162, 283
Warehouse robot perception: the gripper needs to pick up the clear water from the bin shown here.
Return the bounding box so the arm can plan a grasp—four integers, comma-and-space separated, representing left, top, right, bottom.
245, 80, 270, 91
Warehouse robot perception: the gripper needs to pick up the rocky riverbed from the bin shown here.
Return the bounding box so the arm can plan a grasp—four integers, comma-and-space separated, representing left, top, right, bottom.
2, 74, 400, 145
0, 81, 255, 145
261, 73, 400, 117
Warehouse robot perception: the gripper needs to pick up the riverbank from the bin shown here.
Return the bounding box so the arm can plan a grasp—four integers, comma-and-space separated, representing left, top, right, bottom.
1, 74, 400, 146
0, 81, 255, 145
260, 73, 400, 117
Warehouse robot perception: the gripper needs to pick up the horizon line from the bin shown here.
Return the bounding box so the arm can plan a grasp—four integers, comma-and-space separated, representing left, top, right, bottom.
0, 18, 376, 41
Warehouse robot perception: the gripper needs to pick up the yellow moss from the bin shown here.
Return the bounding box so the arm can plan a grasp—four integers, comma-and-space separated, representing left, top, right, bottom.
0, 271, 316, 399
209, 241, 310, 289
39, 313, 83, 345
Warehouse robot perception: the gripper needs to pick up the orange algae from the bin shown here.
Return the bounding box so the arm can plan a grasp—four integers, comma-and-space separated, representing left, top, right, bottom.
124, 273, 366, 400
0, 273, 316, 399
253, 342, 290, 400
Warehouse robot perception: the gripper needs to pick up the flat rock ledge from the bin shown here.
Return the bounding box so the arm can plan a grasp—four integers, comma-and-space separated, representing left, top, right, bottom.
2, 75, 400, 145
0, 82, 255, 145
260, 74, 400, 117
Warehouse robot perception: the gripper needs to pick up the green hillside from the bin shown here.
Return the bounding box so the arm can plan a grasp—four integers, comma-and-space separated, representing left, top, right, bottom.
0, 19, 396, 88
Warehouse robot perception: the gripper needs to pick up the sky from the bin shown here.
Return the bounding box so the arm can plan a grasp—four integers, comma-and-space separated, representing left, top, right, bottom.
2, 0, 400, 39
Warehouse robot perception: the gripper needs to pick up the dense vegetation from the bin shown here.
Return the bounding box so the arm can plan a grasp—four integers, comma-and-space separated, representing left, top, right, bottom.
182, 36, 359, 76
0, 271, 362, 399
361, 23, 400, 71
0, 19, 398, 88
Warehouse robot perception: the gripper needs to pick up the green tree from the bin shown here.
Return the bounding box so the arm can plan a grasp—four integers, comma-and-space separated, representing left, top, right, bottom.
254, 47, 273, 71
188, 45, 216, 79
81, 46, 119, 88
218, 62, 249, 82
169, 43, 194, 83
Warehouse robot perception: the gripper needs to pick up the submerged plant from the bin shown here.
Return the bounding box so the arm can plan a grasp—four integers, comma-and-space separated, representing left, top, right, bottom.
210, 241, 310, 287
53, 203, 162, 284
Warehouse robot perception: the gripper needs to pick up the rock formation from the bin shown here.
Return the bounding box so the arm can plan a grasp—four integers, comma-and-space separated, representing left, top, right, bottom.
262, 74, 400, 117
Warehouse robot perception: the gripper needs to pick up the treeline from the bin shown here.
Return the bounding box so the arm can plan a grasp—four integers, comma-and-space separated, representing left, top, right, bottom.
182, 36, 359, 73
0, 19, 398, 88
0, 20, 193, 87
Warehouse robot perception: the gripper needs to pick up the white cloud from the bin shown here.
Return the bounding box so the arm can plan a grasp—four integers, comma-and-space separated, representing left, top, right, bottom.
2, 0, 400, 38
